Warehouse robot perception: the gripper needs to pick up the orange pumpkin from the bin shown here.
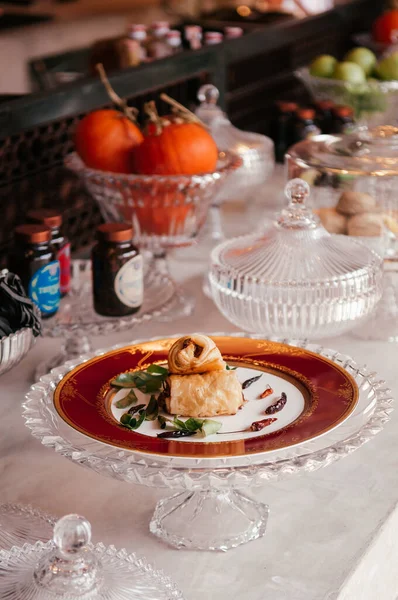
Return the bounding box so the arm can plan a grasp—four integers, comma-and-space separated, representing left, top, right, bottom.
75, 109, 143, 174
132, 117, 219, 176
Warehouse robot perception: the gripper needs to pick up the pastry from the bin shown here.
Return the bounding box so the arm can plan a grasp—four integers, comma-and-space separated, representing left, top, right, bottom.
168, 334, 225, 375
165, 370, 244, 417
347, 213, 384, 237
316, 207, 347, 234
336, 191, 376, 216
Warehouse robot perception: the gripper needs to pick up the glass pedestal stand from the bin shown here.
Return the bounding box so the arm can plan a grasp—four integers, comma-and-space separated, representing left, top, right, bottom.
23, 335, 393, 552
150, 489, 269, 551
34, 259, 179, 381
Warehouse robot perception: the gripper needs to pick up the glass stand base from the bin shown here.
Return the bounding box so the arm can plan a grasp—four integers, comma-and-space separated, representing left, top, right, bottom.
157, 287, 195, 322
34, 335, 93, 381
149, 490, 269, 552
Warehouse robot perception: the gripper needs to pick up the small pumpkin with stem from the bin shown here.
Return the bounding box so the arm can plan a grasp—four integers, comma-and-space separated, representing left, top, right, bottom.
74, 64, 143, 174
131, 95, 219, 176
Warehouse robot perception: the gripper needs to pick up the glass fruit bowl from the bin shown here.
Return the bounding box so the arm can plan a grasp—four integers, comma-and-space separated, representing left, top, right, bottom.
296, 67, 398, 128
209, 179, 383, 339
65, 151, 241, 251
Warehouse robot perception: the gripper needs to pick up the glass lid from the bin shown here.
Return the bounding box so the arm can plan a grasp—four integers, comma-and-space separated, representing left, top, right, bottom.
211, 179, 382, 285
287, 126, 398, 176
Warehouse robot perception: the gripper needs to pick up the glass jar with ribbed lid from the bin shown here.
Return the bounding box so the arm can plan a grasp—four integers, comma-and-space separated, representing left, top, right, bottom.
209, 179, 383, 339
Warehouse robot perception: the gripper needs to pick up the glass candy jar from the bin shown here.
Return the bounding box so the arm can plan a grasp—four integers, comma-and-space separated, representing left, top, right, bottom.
0, 513, 183, 599
209, 179, 383, 339
286, 126, 398, 341
195, 84, 274, 242
286, 126, 398, 248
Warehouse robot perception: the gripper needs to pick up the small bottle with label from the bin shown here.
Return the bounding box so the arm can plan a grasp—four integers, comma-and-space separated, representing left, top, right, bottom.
293, 108, 321, 144
166, 30, 183, 54
120, 24, 148, 66
147, 21, 171, 59
27, 209, 71, 297
184, 25, 202, 50
8, 225, 60, 318
272, 101, 298, 163
330, 105, 355, 134
91, 223, 143, 317
314, 100, 335, 134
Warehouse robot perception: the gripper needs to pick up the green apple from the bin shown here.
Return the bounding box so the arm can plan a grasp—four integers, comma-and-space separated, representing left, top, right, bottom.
344, 47, 377, 77
376, 52, 398, 81
333, 61, 367, 84
309, 55, 337, 78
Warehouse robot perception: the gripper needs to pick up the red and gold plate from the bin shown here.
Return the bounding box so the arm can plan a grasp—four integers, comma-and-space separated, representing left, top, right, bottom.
54, 336, 359, 459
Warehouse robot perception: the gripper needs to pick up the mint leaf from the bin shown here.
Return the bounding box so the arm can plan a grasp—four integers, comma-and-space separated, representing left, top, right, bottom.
145, 395, 159, 421
199, 419, 222, 437
147, 364, 168, 375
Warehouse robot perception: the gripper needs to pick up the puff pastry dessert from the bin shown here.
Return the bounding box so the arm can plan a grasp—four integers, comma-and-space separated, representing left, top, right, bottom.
163, 334, 243, 417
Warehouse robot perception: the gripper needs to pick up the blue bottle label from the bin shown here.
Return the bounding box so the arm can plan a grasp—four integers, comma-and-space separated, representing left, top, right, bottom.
29, 261, 60, 315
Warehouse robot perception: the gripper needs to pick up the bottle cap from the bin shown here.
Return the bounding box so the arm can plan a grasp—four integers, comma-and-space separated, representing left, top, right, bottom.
15, 224, 52, 244
332, 105, 354, 118
277, 101, 298, 113
314, 100, 335, 111
27, 209, 62, 230
297, 108, 315, 120
224, 26, 243, 38
96, 223, 133, 243
166, 30, 182, 39
151, 21, 170, 34
127, 24, 147, 39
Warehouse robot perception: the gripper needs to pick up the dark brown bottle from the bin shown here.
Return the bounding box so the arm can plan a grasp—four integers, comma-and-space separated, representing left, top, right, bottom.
8, 225, 60, 318
331, 105, 355, 134
91, 223, 143, 317
273, 101, 298, 163
314, 100, 335, 134
27, 209, 71, 296
293, 108, 321, 144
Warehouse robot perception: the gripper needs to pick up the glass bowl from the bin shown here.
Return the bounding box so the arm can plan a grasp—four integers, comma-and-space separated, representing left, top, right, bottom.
296, 67, 398, 128
0, 327, 36, 376
209, 179, 383, 339
65, 151, 242, 251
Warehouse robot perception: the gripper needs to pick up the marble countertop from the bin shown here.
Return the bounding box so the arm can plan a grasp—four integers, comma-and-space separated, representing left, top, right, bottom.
1, 169, 397, 599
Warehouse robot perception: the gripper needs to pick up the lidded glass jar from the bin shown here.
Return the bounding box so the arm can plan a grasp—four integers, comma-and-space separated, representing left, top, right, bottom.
286, 126, 398, 246
195, 84, 275, 202
209, 179, 383, 339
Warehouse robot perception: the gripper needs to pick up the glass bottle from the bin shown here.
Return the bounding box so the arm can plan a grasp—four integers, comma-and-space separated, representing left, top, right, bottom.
8, 225, 60, 318
331, 105, 356, 134
204, 31, 223, 45
91, 223, 143, 317
184, 25, 202, 49
125, 24, 148, 63
147, 21, 171, 59
314, 100, 335, 134
294, 108, 321, 143
273, 101, 298, 163
166, 30, 183, 54
27, 209, 71, 296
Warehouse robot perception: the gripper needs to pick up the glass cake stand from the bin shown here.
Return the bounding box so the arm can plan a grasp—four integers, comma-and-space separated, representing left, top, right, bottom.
34, 258, 178, 380
22, 333, 393, 552
0, 504, 55, 549
0, 514, 184, 599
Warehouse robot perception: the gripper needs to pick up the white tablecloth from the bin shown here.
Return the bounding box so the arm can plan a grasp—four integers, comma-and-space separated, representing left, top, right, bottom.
1, 170, 397, 600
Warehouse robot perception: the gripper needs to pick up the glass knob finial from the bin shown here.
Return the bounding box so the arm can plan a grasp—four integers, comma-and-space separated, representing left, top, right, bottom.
53, 514, 91, 557
197, 84, 220, 105
285, 178, 310, 205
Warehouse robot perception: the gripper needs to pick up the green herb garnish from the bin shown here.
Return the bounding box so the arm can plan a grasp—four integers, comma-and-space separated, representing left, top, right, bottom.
156, 415, 221, 438
226, 364, 237, 371
112, 365, 169, 394
115, 389, 138, 409
145, 395, 159, 421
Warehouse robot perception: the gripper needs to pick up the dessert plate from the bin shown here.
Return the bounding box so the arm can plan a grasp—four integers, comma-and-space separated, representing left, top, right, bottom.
54, 336, 358, 459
